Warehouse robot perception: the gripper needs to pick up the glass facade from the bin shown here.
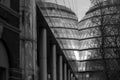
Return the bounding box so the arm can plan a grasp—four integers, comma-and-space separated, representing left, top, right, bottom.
37, 0, 120, 80
40, 0, 78, 15
37, 2, 79, 71
78, 0, 120, 80
90, 0, 120, 6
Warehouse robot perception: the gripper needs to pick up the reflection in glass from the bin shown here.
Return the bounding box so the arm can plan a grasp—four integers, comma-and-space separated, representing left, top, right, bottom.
78, 0, 120, 79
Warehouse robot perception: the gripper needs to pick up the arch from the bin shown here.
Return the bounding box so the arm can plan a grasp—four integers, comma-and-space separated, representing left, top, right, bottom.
0, 41, 9, 80
0, 41, 9, 68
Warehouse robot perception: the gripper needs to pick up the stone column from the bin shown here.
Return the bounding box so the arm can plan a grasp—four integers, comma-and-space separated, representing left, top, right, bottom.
52, 44, 57, 80
71, 73, 73, 80
68, 69, 70, 80
20, 0, 37, 79
39, 28, 47, 80
64, 63, 67, 80
59, 56, 63, 80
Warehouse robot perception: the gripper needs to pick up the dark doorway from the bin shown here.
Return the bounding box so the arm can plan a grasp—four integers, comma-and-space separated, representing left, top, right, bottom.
0, 67, 6, 80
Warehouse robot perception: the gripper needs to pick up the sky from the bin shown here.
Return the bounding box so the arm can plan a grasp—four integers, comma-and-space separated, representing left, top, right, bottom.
77, 0, 91, 21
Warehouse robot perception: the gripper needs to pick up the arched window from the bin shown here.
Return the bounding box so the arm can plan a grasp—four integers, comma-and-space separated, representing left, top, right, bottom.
0, 41, 9, 80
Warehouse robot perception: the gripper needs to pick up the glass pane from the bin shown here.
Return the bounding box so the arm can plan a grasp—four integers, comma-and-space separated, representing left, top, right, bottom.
79, 27, 101, 39
78, 72, 106, 80
58, 40, 80, 49
79, 38, 101, 50
77, 60, 104, 71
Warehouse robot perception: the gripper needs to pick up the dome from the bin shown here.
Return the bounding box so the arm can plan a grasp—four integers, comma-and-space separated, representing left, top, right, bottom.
78, 1, 120, 80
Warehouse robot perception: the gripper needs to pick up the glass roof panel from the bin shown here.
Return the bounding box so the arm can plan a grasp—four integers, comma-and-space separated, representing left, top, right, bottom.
63, 50, 77, 60
63, 51, 81, 60
79, 38, 101, 50
47, 18, 78, 28
79, 27, 101, 39
77, 71, 106, 80
106, 59, 120, 71
76, 58, 120, 72
69, 61, 79, 72
51, 28, 79, 39
77, 60, 104, 72
57, 39, 80, 49
78, 19, 94, 30
63, 49, 104, 61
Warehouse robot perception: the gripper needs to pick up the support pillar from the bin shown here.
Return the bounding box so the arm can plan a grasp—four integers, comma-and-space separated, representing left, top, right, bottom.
64, 63, 67, 80
59, 56, 63, 80
52, 44, 57, 80
39, 28, 47, 80
68, 69, 70, 80
71, 73, 73, 80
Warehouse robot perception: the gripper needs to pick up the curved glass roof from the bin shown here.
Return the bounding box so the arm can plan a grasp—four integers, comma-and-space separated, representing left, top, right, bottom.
77, 1, 120, 80
41, 0, 78, 15
37, 1, 80, 72
37, 1, 120, 80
